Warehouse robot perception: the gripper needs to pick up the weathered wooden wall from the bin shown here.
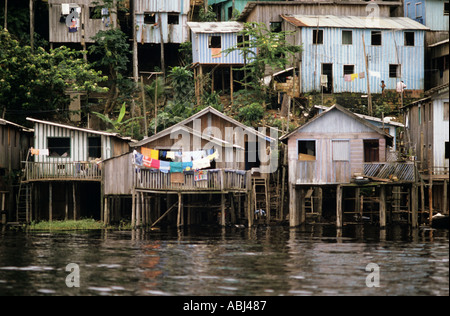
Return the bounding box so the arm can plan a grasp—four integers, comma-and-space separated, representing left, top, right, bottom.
103, 152, 134, 195
0, 121, 32, 171
137, 111, 254, 170
49, 0, 117, 43
286, 108, 387, 185
243, 2, 401, 26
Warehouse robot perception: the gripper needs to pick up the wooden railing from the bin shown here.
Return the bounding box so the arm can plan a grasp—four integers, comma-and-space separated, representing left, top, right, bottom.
134, 169, 250, 192
295, 161, 351, 184
363, 162, 416, 182
24, 162, 102, 181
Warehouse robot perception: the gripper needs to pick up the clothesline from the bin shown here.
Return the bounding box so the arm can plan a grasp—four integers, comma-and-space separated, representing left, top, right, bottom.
133, 149, 219, 173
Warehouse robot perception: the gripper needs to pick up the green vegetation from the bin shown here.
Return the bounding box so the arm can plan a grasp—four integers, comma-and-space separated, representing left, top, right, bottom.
28, 219, 105, 231
0, 28, 108, 123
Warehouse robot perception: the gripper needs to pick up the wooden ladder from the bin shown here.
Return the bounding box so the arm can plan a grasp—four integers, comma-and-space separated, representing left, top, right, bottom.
16, 183, 32, 224
252, 177, 270, 222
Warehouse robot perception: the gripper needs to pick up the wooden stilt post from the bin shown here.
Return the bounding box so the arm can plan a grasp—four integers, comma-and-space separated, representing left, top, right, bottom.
131, 191, 136, 228
230, 66, 234, 105
104, 197, 109, 226
411, 184, 419, 228
247, 189, 253, 228
317, 187, 323, 218
379, 185, 386, 229
299, 188, 306, 225
73, 183, 77, 220
443, 180, 448, 215
136, 192, 141, 227
420, 182, 425, 223
336, 185, 343, 228
229, 193, 236, 225
49, 183, 53, 222
289, 185, 298, 227
221, 194, 226, 226
65, 184, 69, 221
141, 192, 146, 226
177, 193, 183, 228
355, 188, 360, 218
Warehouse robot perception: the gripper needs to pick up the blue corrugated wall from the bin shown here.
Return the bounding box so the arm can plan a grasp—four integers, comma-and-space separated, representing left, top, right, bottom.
301, 27, 426, 93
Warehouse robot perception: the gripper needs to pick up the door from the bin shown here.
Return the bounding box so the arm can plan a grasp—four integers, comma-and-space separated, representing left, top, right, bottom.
322, 63, 333, 93
364, 140, 380, 162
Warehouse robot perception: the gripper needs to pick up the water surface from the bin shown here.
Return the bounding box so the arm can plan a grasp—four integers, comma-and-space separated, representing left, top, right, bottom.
0, 224, 448, 296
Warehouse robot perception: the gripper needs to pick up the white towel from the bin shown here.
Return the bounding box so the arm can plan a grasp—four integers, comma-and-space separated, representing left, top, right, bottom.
193, 158, 210, 170
61, 4, 70, 15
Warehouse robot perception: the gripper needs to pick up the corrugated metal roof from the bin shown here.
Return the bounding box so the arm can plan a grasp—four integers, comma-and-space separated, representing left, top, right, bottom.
187, 22, 244, 34
26, 118, 135, 142
281, 15, 430, 30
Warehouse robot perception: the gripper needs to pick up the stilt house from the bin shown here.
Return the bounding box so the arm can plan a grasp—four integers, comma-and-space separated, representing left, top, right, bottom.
20, 118, 133, 223
134, 0, 191, 44
0, 119, 33, 224
103, 106, 277, 228
48, 0, 117, 46
281, 104, 418, 228
402, 83, 449, 215
188, 21, 257, 103
281, 15, 429, 94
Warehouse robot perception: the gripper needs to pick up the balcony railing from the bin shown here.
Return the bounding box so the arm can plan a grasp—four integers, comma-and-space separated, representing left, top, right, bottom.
134, 169, 250, 192
24, 162, 102, 182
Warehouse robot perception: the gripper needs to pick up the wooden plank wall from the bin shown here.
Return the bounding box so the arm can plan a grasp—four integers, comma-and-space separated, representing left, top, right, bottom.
103, 153, 134, 195
49, 0, 117, 43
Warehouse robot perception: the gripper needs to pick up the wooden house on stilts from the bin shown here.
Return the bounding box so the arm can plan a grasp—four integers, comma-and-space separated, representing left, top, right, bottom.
0, 119, 33, 225
281, 104, 419, 229
19, 118, 133, 224
188, 22, 257, 105
103, 106, 278, 228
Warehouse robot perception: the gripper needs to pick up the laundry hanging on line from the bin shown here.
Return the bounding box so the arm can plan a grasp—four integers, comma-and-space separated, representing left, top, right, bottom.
133, 149, 219, 173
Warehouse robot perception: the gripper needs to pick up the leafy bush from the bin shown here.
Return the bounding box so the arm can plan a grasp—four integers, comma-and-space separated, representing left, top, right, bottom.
238, 102, 265, 127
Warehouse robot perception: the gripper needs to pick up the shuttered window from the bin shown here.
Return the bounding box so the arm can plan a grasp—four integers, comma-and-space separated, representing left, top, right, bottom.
332, 140, 350, 161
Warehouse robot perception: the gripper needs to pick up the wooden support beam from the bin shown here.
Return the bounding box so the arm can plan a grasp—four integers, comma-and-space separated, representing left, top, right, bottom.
65, 184, 69, 221
73, 183, 77, 220
104, 197, 109, 226
152, 201, 178, 228
177, 193, 183, 228
136, 192, 141, 227
229, 193, 236, 224
299, 188, 306, 225
411, 184, 419, 228
132, 191, 136, 228
230, 66, 234, 105
221, 194, 226, 226
247, 188, 253, 228
336, 185, 343, 228
49, 183, 53, 222
379, 185, 386, 228
443, 180, 448, 215
289, 185, 298, 227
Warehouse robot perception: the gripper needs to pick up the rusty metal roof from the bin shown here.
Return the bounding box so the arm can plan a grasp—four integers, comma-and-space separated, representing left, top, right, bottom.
187, 22, 244, 34
281, 15, 429, 30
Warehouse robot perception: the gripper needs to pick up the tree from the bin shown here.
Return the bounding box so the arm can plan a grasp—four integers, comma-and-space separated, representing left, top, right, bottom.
0, 28, 107, 122
225, 22, 302, 107
89, 29, 132, 115
149, 66, 196, 133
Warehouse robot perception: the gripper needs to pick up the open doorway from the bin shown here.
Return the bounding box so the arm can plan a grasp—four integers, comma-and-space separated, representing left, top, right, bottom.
364, 139, 380, 162
322, 63, 333, 93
